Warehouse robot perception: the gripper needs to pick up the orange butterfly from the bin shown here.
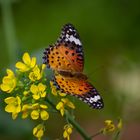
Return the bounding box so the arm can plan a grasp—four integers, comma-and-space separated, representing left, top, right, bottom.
43, 24, 104, 109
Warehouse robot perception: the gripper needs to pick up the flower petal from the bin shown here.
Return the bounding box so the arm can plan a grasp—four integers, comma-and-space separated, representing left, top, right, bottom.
32, 103, 39, 109
31, 110, 39, 120
56, 102, 64, 110
41, 64, 46, 71
38, 83, 46, 92
67, 101, 75, 109
60, 109, 64, 116
30, 84, 38, 94
5, 104, 16, 113
15, 105, 21, 113
22, 111, 29, 119
50, 81, 58, 96
30, 57, 36, 68
67, 127, 73, 134
33, 94, 40, 100
22, 52, 31, 65
40, 104, 48, 109
37, 129, 44, 139
40, 110, 49, 120
6, 69, 15, 78
15, 62, 29, 72
59, 92, 67, 97
12, 112, 18, 120
63, 131, 68, 139
40, 92, 46, 98
16, 96, 21, 104
1, 84, 10, 92
4, 97, 16, 104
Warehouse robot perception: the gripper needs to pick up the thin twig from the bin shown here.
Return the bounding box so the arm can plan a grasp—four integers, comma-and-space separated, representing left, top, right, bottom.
90, 130, 103, 139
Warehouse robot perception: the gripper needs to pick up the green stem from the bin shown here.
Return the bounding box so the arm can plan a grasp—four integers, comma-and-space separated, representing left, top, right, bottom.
65, 111, 91, 140
46, 98, 91, 140
1, 0, 18, 63
112, 130, 121, 140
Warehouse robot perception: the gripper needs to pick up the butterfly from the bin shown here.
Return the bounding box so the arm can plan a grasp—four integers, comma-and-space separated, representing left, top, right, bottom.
43, 23, 104, 109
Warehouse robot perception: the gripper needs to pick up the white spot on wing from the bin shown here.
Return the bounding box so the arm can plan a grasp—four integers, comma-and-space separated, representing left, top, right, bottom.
66, 34, 82, 45
88, 95, 101, 103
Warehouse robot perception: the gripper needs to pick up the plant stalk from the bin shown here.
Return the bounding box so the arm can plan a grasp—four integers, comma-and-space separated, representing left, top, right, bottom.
46, 98, 91, 140
1, 0, 18, 63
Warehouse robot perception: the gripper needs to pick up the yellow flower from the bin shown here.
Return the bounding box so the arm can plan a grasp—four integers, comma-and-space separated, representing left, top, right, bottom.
29, 64, 46, 81
4, 96, 21, 119
0, 69, 16, 93
29, 65, 41, 81
31, 110, 40, 120
56, 98, 75, 116
101, 119, 123, 135
30, 83, 46, 100
40, 104, 49, 120
22, 104, 32, 119
61, 98, 75, 109
23, 90, 30, 96
56, 101, 65, 116
15, 52, 36, 72
31, 103, 49, 120
59, 92, 67, 96
50, 81, 66, 96
33, 124, 45, 140
50, 81, 58, 96
63, 124, 73, 140
102, 120, 115, 134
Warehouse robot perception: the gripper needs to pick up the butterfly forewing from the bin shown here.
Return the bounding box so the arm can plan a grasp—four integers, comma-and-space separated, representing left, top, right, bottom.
43, 24, 84, 72
58, 23, 82, 46
43, 44, 83, 72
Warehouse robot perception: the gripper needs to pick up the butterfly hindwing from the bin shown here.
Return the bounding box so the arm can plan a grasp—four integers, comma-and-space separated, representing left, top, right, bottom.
53, 74, 104, 109
43, 24, 84, 72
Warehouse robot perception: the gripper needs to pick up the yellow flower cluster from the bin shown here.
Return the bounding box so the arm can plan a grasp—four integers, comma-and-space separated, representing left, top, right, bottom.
63, 124, 73, 140
56, 98, 75, 116
0, 52, 76, 140
0, 52, 48, 140
0, 52, 122, 140
102, 119, 122, 134
30, 83, 46, 100
22, 103, 49, 121
33, 124, 45, 140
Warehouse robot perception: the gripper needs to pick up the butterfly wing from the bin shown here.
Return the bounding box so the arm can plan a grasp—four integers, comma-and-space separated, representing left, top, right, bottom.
43, 23, 104, 109
53, 74, 104, 109
43, 24, 84, 72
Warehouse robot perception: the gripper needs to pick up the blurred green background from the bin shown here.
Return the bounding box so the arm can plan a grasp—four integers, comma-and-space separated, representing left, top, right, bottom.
0, 0, 140, 139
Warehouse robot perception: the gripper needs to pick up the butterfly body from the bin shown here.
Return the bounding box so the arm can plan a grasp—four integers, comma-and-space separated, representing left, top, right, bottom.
43, 23, 104, 109
57, 70, 87, 80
